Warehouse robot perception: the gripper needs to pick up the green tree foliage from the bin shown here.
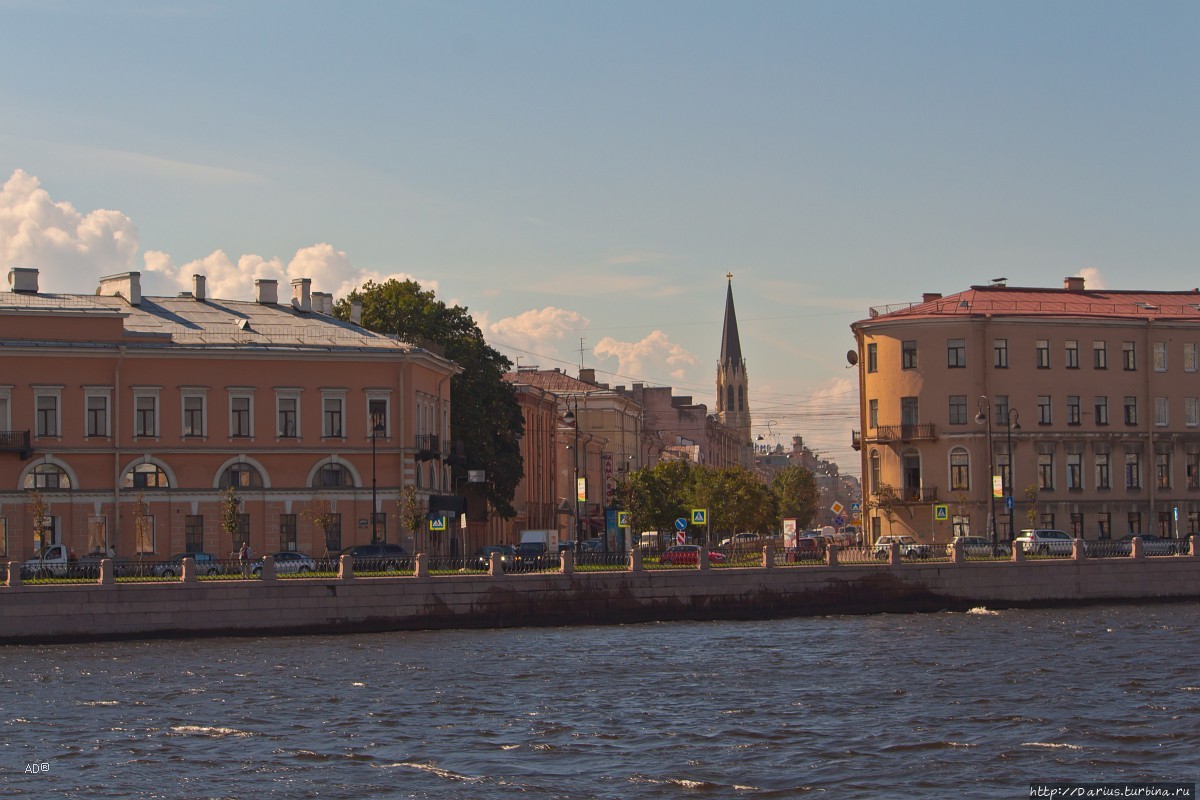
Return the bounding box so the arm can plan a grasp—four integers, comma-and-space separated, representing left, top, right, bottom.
692, 466, 779, 538
613, 460, 694, 534
770, 465, 818, 528
335, 279, 525, 517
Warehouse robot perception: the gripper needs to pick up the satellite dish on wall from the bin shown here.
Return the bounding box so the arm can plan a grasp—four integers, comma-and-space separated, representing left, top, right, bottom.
846, 350, 859, 366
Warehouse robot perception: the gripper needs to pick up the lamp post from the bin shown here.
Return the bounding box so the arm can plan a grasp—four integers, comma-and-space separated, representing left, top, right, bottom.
1005, 409, 1020, 542
371, 418, 385, 543
975, 397, 998, 547
563, 398, 583, 544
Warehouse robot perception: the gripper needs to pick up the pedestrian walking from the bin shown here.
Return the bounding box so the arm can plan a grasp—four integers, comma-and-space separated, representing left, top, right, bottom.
239, 541, 252, 577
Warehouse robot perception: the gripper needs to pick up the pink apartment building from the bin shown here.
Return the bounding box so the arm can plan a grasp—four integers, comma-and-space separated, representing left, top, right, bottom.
853, 276, 1200, 545
0, 268, 457, 561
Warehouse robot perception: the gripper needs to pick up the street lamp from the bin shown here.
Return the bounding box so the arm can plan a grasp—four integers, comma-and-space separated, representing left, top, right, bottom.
371, 417, 385, 544
1005, 408, 1020, 542
563, 398, 583, 544
975, 397, 998, 547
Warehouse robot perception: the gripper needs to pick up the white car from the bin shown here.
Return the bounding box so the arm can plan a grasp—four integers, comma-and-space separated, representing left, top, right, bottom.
1014, 529, 1078, 556
953, 536, 1011, 558
719, 533, 761, 548
872, 535, 932, 559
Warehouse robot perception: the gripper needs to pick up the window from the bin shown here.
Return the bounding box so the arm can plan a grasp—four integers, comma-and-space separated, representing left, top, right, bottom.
183, 394, 205, 437
1040, 512, 1056, 530
234, 514, 251, 550
1066, 396, 1081, 425
952, 515, 970, 538
1097, 512, 1111, 540
278, 395, 299, 438
1155, 397, 1169, 427
323, 396, 344, 438
231, 395, 252, 438
1128, 511, 1142, 535
1035, 339, 1050, 369
901, 340, 917, 370
35, 392, 59, 437
135, 515, 155, 555
1067, 453, 1082, 490
1158, 511, 1172, 537
1122, 341, 1136, 370
1064, 340, 1079, 369
993, 339, 1008, 368
1124, 396, 1138, 426
1191, 512, 1200, 534
1071, 512, 1084, 538
998, 452, 1011, 493
135, 394, 158, 437
220, 462, 264, 488
368, 398, 388, 436
950, 448, 970, 491
1096, 452, 1111, 490
900, 397, 919, 426
1188, 452, 1200, 489
1037, 395, 1052, 425
315, 463, 352, 487
947, 339, 966, 368
1125, 452, 1141, 489
1094, 340, 1107, 369
1188, 398, 1199, 427
125, 463, 169, 489
1153, 342, 1167, 372
279, 514, 298, 552
24, 463, 71, 489
185, 515, 204, 553
1038, 453, 1054, 490
0, 517, 7, 558
86, 517, 106, 553
86, 393, 109, 437
1095, 396, 1109, 425
948, 395, 967, 425
866, 343, 877, 373
869, 450, 881, 490
1185, 342, 1197, 373
994, 395, 1009, 427
1156, 451, 1171, 489
868, 399, 879, 429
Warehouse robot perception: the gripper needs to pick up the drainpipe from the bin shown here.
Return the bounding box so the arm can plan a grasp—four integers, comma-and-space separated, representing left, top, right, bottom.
113, 346, 125, 554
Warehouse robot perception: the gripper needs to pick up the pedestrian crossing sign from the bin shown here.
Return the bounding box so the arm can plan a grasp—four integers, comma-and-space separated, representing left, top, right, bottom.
429, 515, 447, 531
617, 511, 631, 528
691, 508, 707, 525
933, 504, 949, 522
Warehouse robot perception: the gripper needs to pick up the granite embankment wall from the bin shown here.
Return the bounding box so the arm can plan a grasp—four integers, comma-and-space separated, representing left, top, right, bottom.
2, 552, 1199, 644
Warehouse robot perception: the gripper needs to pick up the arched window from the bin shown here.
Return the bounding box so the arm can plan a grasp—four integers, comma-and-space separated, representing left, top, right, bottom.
24, 463, 71, 490
313, 463, 352, 488
950, 447, 971, 491
869, 449, 880, 490
124, 463, 169, 489
738, 386, 745, 412
220, 462, 264, 488
725, 385, 734, 412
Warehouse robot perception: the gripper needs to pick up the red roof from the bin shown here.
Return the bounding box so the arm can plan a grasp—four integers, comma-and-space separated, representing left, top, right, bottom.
865, 285, 1200, 323
504, 368, 595, 393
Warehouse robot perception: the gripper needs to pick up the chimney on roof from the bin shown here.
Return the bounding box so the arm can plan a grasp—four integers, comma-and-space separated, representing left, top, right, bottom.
311, 291, 329, 314
579, 368, 596, 384
291, 278, 312, 313
1064, 276, 1086, 292
97, 271, 141, 306
192, 274, 206, 301
8, 267, 38, 294
350, 300, 363, 325
255, 279, 278, 305
922, 292, 942, 303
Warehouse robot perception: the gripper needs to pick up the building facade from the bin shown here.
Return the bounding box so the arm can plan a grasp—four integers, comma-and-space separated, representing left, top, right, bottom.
0, 269, 458, 561
852, 277, 1200, 545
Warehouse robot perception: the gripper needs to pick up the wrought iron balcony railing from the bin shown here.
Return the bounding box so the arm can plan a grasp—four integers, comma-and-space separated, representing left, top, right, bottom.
0, 430, 32, 459
866, 423, 937, 443
415, 433, 441, 462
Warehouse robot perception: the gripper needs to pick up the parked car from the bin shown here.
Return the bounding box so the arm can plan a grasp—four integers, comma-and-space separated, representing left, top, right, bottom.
1014, 529, 1078, 556
718, 532, 760, 548
252, 551, 318, 575
953, 536, 1011, 558
70, 552, 134, 578
659, 545, 727, 565
790, 536, 826, 561
155, 552, 224, 577
514, 542, 557, 569
471, 545, 517, 571
339, 543, 410, 572
1113, 534, 1182, 556
872, 535, 933, 560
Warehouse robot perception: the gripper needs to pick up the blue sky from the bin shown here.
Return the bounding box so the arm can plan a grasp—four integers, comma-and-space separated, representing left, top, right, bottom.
2, 0, 1197, 475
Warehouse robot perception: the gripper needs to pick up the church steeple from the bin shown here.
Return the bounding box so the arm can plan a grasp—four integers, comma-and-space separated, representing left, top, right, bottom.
716, 273, 751, 445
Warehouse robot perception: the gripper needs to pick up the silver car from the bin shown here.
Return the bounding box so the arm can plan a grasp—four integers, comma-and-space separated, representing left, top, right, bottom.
953, 536, 1011, 558
252, 551, 318, 575
1014, 529, 1077, 556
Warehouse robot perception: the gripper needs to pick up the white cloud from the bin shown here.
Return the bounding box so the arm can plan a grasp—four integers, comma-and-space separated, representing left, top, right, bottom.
0, 168, 140, 290
488, 306, 589, 355
1076, 267, 1105, 290
593, 330, 698, 382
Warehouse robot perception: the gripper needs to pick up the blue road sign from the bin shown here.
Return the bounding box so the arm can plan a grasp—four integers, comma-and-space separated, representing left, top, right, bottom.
833, 515, 845, 527
1006, 497, 1014, 510
674, 517, 688, 531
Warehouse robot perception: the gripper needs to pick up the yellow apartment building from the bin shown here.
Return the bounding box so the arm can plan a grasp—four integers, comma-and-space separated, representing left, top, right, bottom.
852, 276, 1200, 545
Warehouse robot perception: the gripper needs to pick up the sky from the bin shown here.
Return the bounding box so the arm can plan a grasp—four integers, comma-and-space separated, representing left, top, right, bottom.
1, 0, 1197, 477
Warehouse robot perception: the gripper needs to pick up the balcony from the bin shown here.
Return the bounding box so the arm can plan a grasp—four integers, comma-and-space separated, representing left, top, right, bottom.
415, 433, 441, 462
898, 486, 939, 504
851, 430, 861, 451
443, 440, 468, 467
0, 430, 32, 459
866, 423, 937, 444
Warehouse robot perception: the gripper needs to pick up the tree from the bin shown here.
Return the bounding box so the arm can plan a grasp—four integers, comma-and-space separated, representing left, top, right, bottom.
614, 460, 695, 535
335, 280, 525, 517
132, 493, 152, 558
1023, 483, 1040, 528
28, 489, 48, 551
220, 485, 243, 553
302, 492, 339, 556
692, 466, 778, 541
397, 484, 426, 549
770, 466, 819, 528
874, 483, 901, 536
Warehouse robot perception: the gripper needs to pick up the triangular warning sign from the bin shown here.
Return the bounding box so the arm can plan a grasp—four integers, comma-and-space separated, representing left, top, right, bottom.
556, 499, 573, 515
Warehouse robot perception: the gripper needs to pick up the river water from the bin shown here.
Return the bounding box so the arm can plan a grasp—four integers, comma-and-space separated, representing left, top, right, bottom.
1, 602, 1197, 799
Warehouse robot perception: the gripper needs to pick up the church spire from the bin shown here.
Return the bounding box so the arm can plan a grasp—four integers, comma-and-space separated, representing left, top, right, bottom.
716, 273, 751, 447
